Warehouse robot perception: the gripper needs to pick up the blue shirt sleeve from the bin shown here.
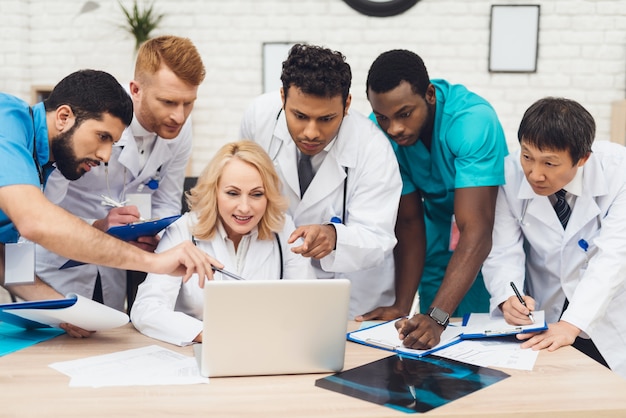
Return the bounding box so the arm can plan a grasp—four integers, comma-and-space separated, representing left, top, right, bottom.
0, 95, 40, 189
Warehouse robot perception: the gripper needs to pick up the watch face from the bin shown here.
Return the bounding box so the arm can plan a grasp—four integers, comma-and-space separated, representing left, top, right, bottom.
429, 307, 449, 326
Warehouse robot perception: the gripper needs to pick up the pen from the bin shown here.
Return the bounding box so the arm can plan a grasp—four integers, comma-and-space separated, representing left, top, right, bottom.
190, 235, 247, 281
510, 281, 535, 324
100, 195, 147, 222
212, 266, 247, 281
408, 294, 420, 318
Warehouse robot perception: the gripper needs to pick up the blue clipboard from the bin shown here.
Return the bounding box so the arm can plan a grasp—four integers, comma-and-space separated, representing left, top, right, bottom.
0, 296, 78, 329
347, 320, 463, 359
106, 214, 181, 241
59, 215, 181, 269
460, 311, 548, 339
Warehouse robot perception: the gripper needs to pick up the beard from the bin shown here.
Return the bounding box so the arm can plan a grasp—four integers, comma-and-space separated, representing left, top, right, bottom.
50, 125, 93, 181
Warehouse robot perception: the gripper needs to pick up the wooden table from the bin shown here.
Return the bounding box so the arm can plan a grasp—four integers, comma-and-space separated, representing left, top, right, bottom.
1, 322, 626, 417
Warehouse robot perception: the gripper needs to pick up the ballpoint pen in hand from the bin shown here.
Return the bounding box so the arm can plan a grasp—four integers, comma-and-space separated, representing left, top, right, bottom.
190, 235, 246, 281
212, 266, 246, 281
100, 195, 147, 222
510, 281, 535, 323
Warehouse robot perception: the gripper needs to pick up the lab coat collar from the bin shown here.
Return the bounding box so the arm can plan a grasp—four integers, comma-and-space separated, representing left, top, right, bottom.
215, 220, 274, 276
273, 112, 356, 212
116, 117, 172, 178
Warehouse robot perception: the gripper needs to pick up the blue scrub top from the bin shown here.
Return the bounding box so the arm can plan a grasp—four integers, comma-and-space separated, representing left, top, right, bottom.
370, 79, 508, 315
0, 95, 49, 243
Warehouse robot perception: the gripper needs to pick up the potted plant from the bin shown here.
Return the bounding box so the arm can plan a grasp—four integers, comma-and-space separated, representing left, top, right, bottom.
119, 0, 164, 51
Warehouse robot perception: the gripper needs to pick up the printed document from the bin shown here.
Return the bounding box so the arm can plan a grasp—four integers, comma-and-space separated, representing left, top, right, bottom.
49, 345, 209, 387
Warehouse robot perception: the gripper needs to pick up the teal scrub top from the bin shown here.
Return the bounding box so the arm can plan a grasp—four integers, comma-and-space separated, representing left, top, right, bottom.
371, 79, 508, 315
0, 95, 49, 243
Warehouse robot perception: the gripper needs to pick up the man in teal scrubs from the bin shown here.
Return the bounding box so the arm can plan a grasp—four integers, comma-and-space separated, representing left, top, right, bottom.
360, 49, 508, 349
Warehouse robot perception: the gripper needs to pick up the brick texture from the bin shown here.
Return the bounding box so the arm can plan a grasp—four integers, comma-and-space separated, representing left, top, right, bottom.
1, 0, 625, 174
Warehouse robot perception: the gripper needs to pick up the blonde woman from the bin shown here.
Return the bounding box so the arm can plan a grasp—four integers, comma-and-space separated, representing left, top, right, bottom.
131, 141, 315, 346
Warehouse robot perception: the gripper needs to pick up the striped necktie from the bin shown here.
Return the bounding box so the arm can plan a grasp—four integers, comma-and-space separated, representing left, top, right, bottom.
553, 189, 571, 229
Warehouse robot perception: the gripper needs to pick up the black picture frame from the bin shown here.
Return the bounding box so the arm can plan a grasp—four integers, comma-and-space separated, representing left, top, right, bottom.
342, 0, 420, 17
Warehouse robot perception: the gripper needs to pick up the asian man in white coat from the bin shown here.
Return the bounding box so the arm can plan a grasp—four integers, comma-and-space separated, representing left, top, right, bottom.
482, 97, 626, 379
36, 36, 206, 311
239, 44, 402, 319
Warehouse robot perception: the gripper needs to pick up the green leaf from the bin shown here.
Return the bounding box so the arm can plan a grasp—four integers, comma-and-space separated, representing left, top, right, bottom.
119, 0, 164, 50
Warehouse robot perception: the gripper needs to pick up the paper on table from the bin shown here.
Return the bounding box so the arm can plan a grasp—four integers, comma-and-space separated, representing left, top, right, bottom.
434, 338, 539, 371
0, 293, 129, 331
348, 319, 464, 358
49, 345, 209, 387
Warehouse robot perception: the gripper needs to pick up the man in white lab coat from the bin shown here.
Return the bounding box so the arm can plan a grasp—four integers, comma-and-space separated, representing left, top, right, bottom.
240, 44, 402, 318
482, 97, 626, 378
36, 36, 206, 311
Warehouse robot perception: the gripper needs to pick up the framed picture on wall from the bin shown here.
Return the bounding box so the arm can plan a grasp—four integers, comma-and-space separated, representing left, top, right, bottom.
488, 5, 540, 73
263, 42, 296, 93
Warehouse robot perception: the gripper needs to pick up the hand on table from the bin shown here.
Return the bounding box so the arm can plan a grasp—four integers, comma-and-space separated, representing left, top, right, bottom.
355, 305, 408, 322
395, 314, 444, 350
60, 323, 94, 338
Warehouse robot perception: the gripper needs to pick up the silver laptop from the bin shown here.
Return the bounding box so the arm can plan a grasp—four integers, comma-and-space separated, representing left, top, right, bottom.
195, 279, 350, 377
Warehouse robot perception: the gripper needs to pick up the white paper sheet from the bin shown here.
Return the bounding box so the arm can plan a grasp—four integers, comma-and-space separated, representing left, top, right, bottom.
434, 338, 539, 371
49, 345, 209, 387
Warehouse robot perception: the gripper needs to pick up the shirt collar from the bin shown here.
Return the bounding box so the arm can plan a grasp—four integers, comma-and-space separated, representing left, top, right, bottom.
130, 116, 155, 140
216, 220, 258, 241
296, 135, 337, 172
562, 165, 584, 197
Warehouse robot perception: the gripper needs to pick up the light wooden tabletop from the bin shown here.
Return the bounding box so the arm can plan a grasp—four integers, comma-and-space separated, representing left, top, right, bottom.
1, 322, 626, 418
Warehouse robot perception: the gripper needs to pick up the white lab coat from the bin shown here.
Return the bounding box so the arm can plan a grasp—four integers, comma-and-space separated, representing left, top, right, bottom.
482, 142, 626, 378
130, 212, 316, 346
35, 116, 192, 311
239, 92, 402, 318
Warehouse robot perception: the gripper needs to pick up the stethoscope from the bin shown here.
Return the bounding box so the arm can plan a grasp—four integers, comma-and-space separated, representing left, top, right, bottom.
191, 233, 283, 280
270, 109, 348, 224
29, 107, 45, 189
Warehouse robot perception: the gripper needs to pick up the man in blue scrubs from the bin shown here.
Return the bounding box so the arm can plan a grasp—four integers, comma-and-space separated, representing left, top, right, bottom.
0, 70, 218, 336
360, 49, 508, 349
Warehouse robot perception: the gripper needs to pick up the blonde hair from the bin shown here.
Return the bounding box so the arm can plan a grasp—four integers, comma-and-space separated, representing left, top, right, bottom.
134, 35, 206, 86
187, 141, 288, 241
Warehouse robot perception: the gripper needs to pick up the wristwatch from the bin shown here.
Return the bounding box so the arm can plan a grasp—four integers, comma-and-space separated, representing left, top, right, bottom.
427, 307, 450, 328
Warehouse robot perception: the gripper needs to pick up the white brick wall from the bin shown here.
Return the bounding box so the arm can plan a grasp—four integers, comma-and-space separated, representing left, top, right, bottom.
1, 0, 625, 174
